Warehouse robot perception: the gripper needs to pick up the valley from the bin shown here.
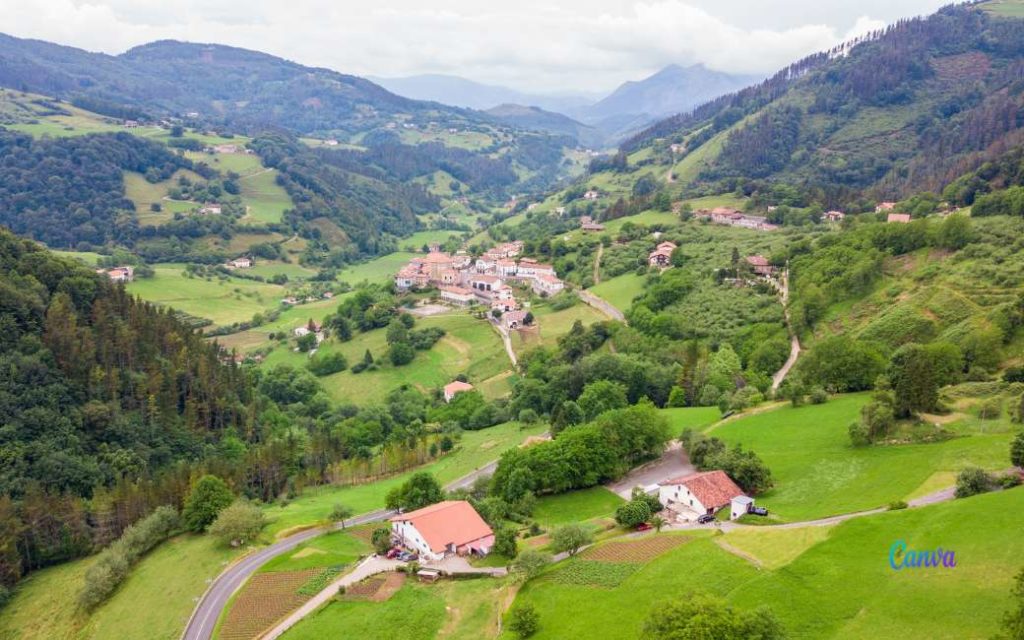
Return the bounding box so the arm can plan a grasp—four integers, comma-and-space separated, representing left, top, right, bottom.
1, 3, 1024, 640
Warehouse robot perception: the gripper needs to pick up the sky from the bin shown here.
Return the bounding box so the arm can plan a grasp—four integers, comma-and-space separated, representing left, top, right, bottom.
3, 0, 954, 94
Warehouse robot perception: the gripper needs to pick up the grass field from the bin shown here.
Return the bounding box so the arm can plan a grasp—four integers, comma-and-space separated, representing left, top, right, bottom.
282, 578, 510, 640
335, 252, 418, 286
399, 229, 465, 252
127, 266, 285, 327
708, 394, 1016, 521
238, 168, 291, 224
51, 249, 105, 266
245, 262, 317, 280
0, 534, 241, 640
257, 529, 370, 573
660, 406, 724, 434
507, 488, 1024, 639
262, 421, 546, 536
512, 302, 607, 355
980, 0, 1024, 17
532, 487, 625, 527
589, 272, 646, 312
261, 311, 511, 405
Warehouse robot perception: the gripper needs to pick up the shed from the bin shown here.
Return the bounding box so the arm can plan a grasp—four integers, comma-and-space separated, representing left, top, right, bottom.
731, 495, 754, 520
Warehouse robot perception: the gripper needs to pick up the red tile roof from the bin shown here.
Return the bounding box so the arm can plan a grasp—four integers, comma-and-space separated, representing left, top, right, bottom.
887, 213, 912, 224
746, 255, 770, 267
444, 381, 474, 394
660, 470, 745, 509
390, 500, 492, 553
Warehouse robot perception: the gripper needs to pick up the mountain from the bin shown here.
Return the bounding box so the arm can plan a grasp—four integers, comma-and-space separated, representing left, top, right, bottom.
573, 64, 760, 130
484, 104, 604, 148
623, 4, 1024, 201
370, 73, 596, 114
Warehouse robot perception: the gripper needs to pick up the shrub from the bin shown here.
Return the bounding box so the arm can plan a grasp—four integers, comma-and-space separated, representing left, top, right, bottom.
371, 527, 392, 555
888, 500, 908, 510
208, 501, 266, 547
955, 467, 995, 499
510, 550, 551, 583
1012, 431, 1024, 468
307, 351, 348, 376
809, 386, 829, 404
508, 604, 540, 638
493, 526, 519, 559
615, 499, 652, 528
79, 506, 179, 609
644, 593, 784, 640
388, 341, 416, 366
998, 473, 1022, 489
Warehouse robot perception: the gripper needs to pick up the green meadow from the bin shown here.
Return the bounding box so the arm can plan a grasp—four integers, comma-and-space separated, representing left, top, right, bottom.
126, 265, 285, 327
506, 488, 1024, 639
589, 272, 646, 312
335, 252, 419, 286
532, 487, 625, 527
708, 394, 1016, 521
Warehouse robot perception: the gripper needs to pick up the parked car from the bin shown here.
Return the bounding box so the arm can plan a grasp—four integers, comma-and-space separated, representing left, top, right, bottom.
696, 513, 715, 524
749, 506, 769, 517
635, 522, 653, 531
397, 551, 412, 561
386, 548, 402, 559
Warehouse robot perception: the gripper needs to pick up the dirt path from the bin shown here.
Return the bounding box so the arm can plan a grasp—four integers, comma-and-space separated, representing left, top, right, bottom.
491, 321, 518, 368
713, 538, 764, 569
771, 269, 801, 392
593, 243, 603, 285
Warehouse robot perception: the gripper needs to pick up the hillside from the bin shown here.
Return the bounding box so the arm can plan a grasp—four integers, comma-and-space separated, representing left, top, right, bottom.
371, 74, 595, 114
485, 104, 604, 148
622, 4, 1024, 203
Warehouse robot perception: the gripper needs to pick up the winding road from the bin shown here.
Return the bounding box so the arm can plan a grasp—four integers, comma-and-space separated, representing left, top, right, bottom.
181, 462, 499, 640
771, 268, 801, 392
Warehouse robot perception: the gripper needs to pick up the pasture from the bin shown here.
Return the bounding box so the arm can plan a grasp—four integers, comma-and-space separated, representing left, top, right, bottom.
335, 252, 419, 286
589, 272, 646, 312
512, 301, 607, 355
506, 488, 1024, 639
708, 394, 1016, 521
126, 265, 285, 327
532, 487, 625, 527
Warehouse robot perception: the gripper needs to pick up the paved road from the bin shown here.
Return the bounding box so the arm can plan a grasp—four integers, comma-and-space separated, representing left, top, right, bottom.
607, 442, 693, 499
579, 288, 625, 323
181, 464, 500, 640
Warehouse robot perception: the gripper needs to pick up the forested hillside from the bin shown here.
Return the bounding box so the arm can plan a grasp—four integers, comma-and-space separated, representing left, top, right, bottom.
624, 4, 1024, 203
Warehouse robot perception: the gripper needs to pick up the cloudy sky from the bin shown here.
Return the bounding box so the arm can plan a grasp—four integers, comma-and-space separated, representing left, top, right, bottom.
5, 0, 952, 94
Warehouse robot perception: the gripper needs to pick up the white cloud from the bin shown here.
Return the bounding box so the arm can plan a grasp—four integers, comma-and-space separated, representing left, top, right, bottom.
2, 0, 950, 93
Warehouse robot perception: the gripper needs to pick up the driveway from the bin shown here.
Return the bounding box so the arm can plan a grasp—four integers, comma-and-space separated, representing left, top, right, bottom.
607, 442, 694, 499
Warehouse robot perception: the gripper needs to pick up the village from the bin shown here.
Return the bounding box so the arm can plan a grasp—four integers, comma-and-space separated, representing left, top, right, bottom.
393, 241, 566, 332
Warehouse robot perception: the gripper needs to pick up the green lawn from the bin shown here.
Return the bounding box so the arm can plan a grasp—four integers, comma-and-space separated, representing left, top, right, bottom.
709, 394, 1016, 521
238, 168, 291, 224
533, 487, 625, 527
51, 249, 104, 266
262, 421, 546, 536
336, 252, 418, 286
257, 529, 370, 573
246, 262, 318, 280
0, 534, 241, 640
400, 229, 465, 251
589, 272, 646, 312
507, 489, 1024, 639
660, 406, 724, 434
127, 266, 285, 327
513, 302, 607, 355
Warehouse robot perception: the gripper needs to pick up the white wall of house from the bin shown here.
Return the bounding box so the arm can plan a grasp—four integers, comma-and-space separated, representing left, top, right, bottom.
391, 521, 444, 561
658, 484, 710, 514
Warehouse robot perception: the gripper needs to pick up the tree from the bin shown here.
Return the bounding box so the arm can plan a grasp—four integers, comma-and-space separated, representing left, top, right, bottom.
296, 332, 317, 352
385, 472, 444, 511
651, 515, 667, 533
888, 344, 939, 417
386, 319, 409, 345
170, 124, 184, 137
994, 567, 1024, 640
371, 526, 392, 555
208, 501, 266, 547
551, 524, 593, 557
329, 503, 354, 528
307, 351, 347, 376
388, 341, 415, 366
493, 526, 518, 558
577, 380, 628, 421
955, 467, 994, 499
508, 604, 540, 638
182, 475, 234, 532
643, 593, 784, 640
615, 499, 652, 528
1012, 432, 1024, 469
510, 550, 551, 583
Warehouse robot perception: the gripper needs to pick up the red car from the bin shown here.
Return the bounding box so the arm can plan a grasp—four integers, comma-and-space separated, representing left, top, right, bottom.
386, 548, 402, 559
635, 522, 653, 531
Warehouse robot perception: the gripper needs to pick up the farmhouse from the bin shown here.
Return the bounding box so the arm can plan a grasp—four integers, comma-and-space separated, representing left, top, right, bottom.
658, 470, 747, 519
503, 310, 529, 330
532, 273, 565, 297
745, 255, 775, 277
887, 213, 912, 224
823, 210, 845, 222
581, 215, 606, 232
876, 201, 897, 212
440, 286, 475, 307
583, 190, 600, 200
648, 241, 677, 267
97, 266, 134, 283
228, 257, 252, 269
390, 500, 494, 562
443, 380, 475, 403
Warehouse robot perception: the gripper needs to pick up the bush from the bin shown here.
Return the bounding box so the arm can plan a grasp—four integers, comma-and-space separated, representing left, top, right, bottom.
888, 500, 908, 510
307, 351, 348, 376
208, 501, 266, 547
493, 526, 519, 559
998, 473, 1022, 489
79, 506, 179, 609
508, 604, 540, 638
1012, 431, 1024, 468
955, 467, 995, 499
809, 387, 829, 404
614, 499, 652, 528
371, 527, 392, 555
551, 524, 593, 557
388, 341, 416, 366
182, 475, 234, 532
510, 550, 551, 583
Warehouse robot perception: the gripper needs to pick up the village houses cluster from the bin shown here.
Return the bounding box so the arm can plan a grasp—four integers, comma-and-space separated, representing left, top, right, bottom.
394, 241, 566, 331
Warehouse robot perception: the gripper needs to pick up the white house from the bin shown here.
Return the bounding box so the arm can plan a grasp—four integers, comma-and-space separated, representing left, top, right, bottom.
731, 496, 754, 520
440, 286, 475, 307
229, 257, 252, 269
443, 380, 475, 402
389, 501, 494, 562
532, 274, 565, 297
658, 470, 747, 519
